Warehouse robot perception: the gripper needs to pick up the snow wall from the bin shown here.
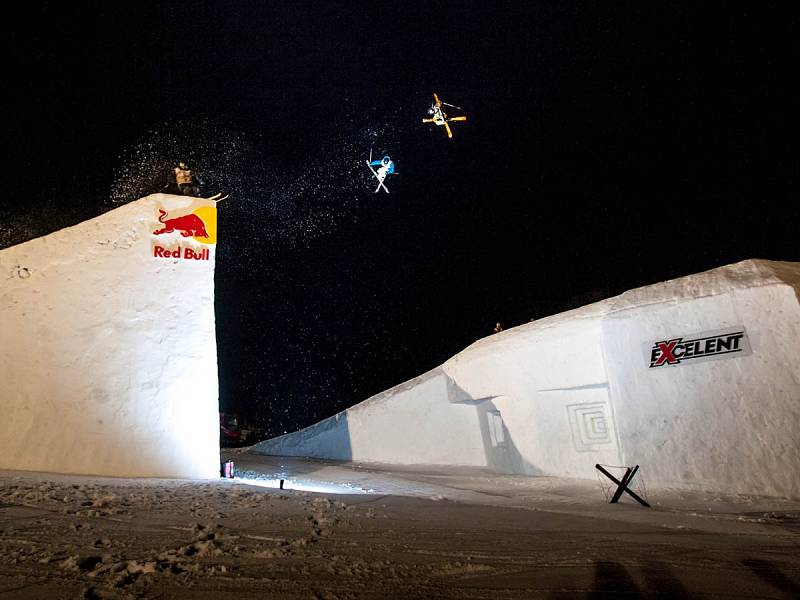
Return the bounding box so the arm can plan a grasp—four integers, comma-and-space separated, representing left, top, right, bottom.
252, 259, 800, 497
0, 194, 220, 478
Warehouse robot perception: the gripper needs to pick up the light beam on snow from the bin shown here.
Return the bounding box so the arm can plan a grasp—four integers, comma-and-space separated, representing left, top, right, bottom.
228, 477, 373, 495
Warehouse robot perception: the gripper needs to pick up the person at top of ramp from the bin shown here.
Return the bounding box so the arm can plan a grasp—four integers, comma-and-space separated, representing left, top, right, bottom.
174, 161, 198, 196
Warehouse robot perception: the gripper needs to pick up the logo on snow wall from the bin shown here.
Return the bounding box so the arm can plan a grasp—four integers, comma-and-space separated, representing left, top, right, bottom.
151, 202, 217, 261
647, 327, 751, 369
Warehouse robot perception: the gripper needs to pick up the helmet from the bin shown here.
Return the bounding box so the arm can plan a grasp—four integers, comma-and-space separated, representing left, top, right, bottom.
382, 156, 391, 166
178, 162, 187, 169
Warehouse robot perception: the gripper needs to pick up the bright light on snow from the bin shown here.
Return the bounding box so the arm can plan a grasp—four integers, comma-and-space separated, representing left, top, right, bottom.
229, 477, 374, 495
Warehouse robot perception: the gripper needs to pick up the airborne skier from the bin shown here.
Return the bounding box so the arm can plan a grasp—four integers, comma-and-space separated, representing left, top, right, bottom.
366, 150, 396, 194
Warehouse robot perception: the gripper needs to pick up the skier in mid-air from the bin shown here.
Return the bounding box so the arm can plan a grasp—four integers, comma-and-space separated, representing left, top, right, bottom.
366, 151, 396, 193
422, 93, 467, 139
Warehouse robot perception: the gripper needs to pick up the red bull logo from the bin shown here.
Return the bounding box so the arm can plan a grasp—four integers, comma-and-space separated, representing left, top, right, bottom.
151, 201, 217, 261
153, 209, 209, 238
153, 246, 211, 260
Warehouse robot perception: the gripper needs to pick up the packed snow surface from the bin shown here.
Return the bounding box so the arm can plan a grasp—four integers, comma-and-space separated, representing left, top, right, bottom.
0, 453, 798, 598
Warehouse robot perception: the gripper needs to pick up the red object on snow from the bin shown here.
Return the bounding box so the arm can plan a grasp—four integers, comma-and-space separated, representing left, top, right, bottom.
219, 412, 242, 445
152, 209, 209, 238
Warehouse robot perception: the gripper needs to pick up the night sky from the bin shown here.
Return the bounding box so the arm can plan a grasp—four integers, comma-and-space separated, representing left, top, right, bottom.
5, 3, 798, 436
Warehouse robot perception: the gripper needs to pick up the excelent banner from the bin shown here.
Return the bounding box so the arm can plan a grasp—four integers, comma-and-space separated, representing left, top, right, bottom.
645, 327, 752, 369
150, 199, 217, 262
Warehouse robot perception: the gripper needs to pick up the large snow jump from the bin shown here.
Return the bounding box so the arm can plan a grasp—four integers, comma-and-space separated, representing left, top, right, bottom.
0, 194, 220, 478
252, 259, 800, 498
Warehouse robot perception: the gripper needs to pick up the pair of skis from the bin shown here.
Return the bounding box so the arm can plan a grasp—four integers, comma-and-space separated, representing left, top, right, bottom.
422, 114, 467, 139
422, 93, 467, 139
160, 184, 230, 203
366, 149, 392, 194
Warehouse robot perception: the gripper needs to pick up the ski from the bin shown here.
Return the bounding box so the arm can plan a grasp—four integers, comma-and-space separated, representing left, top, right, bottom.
366, 161, 389, 193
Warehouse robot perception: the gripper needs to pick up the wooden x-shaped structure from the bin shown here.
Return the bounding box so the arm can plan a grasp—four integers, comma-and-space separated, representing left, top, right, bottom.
595, 464, 651, 507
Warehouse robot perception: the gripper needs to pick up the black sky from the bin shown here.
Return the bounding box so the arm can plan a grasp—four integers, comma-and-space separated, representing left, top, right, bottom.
5, 3, 799, 435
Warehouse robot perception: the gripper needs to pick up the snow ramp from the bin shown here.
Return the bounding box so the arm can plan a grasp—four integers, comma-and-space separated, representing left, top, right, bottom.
0, 195, 220, 478
252, 259, 800, 497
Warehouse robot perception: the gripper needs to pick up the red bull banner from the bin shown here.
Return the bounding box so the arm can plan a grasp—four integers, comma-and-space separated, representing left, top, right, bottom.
151, 199, 217, 261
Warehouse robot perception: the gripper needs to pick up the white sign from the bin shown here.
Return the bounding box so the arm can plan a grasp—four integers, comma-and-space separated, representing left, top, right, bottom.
645, 327, 751, 369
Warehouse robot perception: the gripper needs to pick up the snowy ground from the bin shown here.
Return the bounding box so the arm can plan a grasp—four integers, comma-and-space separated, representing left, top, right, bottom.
1, 451, 798, 599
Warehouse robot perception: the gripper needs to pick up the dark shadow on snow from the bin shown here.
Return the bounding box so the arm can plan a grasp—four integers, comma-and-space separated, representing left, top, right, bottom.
640, 561, 691, 599
248, 410, 353, 462
588, 561, 643, 599
742, 558, 800, 598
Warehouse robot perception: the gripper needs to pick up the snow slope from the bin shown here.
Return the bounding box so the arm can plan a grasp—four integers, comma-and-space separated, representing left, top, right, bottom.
252, 259, 800, 497
0, 194, 220, 478
3, 462, 799, 598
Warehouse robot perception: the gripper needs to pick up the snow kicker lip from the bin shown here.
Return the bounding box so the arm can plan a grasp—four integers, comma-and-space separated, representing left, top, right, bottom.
647, 328, 751, 368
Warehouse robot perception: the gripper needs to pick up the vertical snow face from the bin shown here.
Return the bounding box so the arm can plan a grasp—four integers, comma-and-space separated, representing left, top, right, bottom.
602, 280, 800, 497
251, 259, 800, 498
442, 316, 614, 477
0, 194, 220, 478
